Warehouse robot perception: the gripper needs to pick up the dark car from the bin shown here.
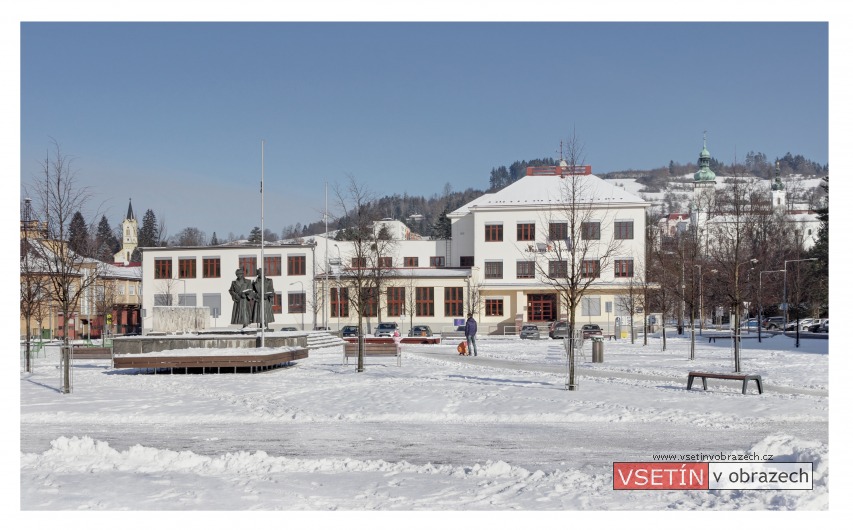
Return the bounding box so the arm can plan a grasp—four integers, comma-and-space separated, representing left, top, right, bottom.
762, 316, 785, 330
581, 324, 603, 339
341, 325, 359, 337
375, 322, 399, 337
408, 325, 433, 337
280, 326, 298, 332
549, 321, 568, 339
520, 324, 541, 340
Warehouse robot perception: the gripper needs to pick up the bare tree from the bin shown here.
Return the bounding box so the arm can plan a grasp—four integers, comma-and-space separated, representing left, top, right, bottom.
171, 227, 207, 246
532, 132, 623, 390
25, 140, 106, 392
20, 199, 51, 372
333, 175, 396, 373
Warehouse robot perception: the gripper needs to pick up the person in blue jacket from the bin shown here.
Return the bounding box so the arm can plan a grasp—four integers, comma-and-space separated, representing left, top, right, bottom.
465, 313, 478, 357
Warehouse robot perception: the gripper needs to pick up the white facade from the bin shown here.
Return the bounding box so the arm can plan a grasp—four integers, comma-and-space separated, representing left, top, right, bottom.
139, 167, 651, 335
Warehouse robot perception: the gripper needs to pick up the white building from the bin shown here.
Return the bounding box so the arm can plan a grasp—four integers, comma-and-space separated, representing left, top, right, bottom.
139, 162, 651, 335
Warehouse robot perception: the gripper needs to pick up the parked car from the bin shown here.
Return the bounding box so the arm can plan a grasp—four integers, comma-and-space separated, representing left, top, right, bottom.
549, 320, 568, 339
280, 326, 298, 332
341, 325, 359, 337
581, 324, 603, 339
375, 322, 399, 337
807, 319, 828, 333
520, 324, 541, 340
762, 316, 785, 330
408, 325, 433, 337
313, 326, 331, 331
784, 318, 814, 332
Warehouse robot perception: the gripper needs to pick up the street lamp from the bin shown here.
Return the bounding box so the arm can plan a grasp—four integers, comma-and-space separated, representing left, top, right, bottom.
758, 269, 784, 343
784, 258, 817, 348
290, 281, 305, 330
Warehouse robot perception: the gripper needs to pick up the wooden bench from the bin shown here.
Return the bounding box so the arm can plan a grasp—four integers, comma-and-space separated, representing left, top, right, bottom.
687, 371, 764, 395
343, 342, 401, 366
71, 347, 112, 360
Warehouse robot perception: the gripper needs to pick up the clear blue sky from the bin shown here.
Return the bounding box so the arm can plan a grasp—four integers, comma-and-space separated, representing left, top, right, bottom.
18, 20, 828, 240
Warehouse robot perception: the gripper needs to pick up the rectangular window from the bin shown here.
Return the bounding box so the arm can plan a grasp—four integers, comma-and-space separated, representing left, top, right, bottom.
460, 256, 474, 268
265, 255, 282, 276
154, 294, 171, 306
430, 256, 445, 268
582, 259, 601, 278
331, 287, 349, 317
549, 260, 568, 278
582, 221, 601, 240
118, 284, 125, 295
614, 221, 634, 240
351, 257, 367, 268
614, 259, 634, 278
288, 292, 306, 313
178, 294, 196, 307
272, 292, 282, 314
387, 287, 405, 317
378, 256, 393, 268
129, 285, 136, 295
485, 261, 503, 279
485, 299, 504, 317
287, 255, 305, 275
361, 287, 379, 317
202, 257, 221, 278
582, 296, 602, 316
444, 287, 463, 317
517, 261, 535, 279
549, 222, 568, 241
485, 224, 503, 242
178, 257, 196, 279
516, 222, 535, 241
416, 287, 434, 316
239, 256, 257, 277
202, 293, 222, 318
154, 258, 172, 279
404, 257, 419, 267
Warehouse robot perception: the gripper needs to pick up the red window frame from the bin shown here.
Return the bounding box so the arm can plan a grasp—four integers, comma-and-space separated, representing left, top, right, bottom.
614, 259, 634, 278
484, 261, 503, 279
615, 221, 634, 240
516, 223, 535, 241
361, 287, 379, 317
387, 287, 405, 317
288, 292, 306, 313
154, 259, 172, 279
287, 255, 305, 275
202, 258, 220, 278
265, 255, 282, 276
239, 256, 257, 277
549, 260, 568, 278
332, 287, 349, 317
416, 287, 434, 316
549, 222, 568, 241
444, 287, 463, 317
378, 256, 393, 268
581, 222, 601, 240
404, 257, 418, 267
582, 259, 601, 278
516, 261, 535, 279
430, 256, 445, 268
178, 258, 196, 279
272, 292, 282, 314
351, 257, 367, 268
485, 224, 503, 242
485, 299, 504, 317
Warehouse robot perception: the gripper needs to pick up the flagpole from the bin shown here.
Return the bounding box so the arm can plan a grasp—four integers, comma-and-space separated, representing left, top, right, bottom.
260, 140, 266, 348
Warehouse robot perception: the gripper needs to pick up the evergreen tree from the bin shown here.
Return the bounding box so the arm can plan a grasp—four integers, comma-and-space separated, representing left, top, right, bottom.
210, 232, 219, 246
431, 207, 452, 239
68, 211, 89, 256
248, 226, 262, 243
95, 215, 119, 262
139, 209, 158, 248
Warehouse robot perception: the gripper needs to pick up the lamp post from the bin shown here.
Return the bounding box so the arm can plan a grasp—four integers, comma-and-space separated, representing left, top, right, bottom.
784, 258, 817, 348
290, 281, 305, 330
758, 270, 784, 343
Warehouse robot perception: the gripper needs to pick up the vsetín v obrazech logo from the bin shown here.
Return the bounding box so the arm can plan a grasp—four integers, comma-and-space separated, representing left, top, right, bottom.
613, 462, 813, 490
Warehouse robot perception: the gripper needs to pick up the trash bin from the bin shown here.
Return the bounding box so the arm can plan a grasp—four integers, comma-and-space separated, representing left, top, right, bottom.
592, 337, 604, 363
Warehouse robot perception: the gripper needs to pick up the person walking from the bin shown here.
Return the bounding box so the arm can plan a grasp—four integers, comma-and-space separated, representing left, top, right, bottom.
465, 313, 478, 357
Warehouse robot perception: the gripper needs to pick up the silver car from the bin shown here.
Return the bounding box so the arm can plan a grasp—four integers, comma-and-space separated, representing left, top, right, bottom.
520, 324, 541, 340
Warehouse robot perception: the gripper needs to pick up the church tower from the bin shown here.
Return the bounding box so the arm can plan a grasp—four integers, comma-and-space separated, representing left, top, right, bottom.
771, 161, 787, 212
692, 133, 717, 232
113, 199, 139, 264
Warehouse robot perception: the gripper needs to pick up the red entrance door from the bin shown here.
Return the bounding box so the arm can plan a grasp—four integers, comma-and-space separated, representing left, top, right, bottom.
527, 294, 556, 322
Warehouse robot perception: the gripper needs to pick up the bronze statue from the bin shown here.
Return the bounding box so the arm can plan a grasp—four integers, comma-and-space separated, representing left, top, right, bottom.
229, 269, 253, 326
252, 267, 275, 327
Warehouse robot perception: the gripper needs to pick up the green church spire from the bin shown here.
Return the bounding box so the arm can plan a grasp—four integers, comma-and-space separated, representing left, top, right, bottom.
694, 132, 717, 182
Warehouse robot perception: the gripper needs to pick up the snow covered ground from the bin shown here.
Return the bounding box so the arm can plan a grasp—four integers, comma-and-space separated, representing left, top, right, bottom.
16, 331, 838, 520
